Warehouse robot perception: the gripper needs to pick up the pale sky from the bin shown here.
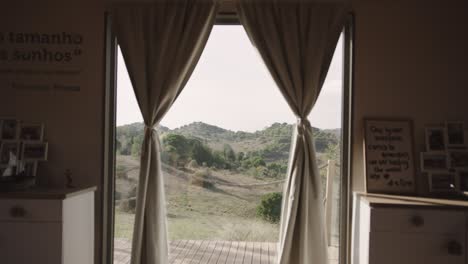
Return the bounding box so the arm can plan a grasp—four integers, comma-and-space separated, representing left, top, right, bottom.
117, 25, 343, 132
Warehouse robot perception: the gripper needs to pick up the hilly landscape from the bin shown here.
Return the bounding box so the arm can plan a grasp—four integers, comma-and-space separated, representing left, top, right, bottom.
114, 122, 341, 242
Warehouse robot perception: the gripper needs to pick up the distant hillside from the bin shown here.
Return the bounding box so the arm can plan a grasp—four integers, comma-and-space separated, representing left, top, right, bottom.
116, 121, 340, 163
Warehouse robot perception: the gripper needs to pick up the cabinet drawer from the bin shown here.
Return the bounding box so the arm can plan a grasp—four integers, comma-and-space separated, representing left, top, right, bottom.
370, 207, 465, 234
0, 199, 62, 222
0, 222, 62, 264
369, 232, 465, 264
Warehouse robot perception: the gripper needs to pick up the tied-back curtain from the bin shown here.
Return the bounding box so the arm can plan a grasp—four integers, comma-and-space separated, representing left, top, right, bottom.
236, 1, 348, 263
112, 1, 218, 263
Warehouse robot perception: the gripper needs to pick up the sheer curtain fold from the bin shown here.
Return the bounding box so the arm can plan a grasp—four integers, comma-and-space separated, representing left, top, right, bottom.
236, 1, 349, 264
112, 1, 218, 263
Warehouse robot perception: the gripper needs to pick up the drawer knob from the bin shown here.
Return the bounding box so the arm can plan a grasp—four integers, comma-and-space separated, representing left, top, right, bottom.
9, 206, 26, 218
410, 215, 424, 227
448, 240, 463, 256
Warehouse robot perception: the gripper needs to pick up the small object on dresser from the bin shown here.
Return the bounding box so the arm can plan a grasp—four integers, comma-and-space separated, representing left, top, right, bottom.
65, 169, 75, 189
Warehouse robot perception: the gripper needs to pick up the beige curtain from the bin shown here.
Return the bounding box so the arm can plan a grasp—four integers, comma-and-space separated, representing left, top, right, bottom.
112, 1, 218, 263
237, 1, 348, 263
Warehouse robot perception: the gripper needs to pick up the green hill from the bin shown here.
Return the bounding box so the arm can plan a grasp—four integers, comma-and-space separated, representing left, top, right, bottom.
116, 121, 340, 163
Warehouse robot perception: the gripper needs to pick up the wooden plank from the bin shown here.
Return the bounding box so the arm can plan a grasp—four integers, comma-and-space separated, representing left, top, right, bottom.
244, 242, 253, 264
268, 243, 277, 264
170, 240, 187, 263
177, 240, 196, 264
170, 240, 180, 247
168, 240, 181, 263
261, 243, 269, 264
217, 240, 232, 264
208, 241, 223, 264
225, 241, 238, 264
234, 241, 246, 264
252, 242, 261, 264
199, 240, 217, 264
187, 240, 205, 264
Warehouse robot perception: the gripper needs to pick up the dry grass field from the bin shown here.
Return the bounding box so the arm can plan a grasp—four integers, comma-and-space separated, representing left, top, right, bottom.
115, 155, 284, 242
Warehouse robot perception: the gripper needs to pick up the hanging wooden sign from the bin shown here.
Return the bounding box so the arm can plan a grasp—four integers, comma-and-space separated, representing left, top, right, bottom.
364, 119, 417, 194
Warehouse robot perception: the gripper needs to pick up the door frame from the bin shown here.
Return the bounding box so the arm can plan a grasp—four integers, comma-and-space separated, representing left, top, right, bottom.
101, 11, 355, 264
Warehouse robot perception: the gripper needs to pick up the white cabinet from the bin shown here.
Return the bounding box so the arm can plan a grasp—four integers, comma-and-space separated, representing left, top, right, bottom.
0, 187, 96, 264
352, 193, 467, 264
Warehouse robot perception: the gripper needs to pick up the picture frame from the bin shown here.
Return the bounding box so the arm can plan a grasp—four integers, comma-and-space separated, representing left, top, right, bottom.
0, 141, 20, 165
19, 123, 44, 141
446, 121, 465, 148
428, 172, 458, 193
17, 161, 38, 177
458, 170, 468, 193
420, 152, 449, 172
0, 118, 19, 140
0, 166, 7, 177
21, 142, 48, 162
447, 150, 468, 169
425, 126, 446, 152
364, 118, 416, 194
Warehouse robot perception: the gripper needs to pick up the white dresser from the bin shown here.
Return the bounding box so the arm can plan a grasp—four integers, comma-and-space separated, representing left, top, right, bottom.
0, 187, 96, 264
352, 193, 468, 264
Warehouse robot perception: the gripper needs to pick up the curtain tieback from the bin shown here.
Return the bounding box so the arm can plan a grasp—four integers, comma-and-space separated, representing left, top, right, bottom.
144, 125, 162, 151
296, 118, 311, 136
296, 117, 319, 198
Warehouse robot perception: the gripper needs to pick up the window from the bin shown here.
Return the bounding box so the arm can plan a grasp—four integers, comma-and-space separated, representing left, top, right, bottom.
108, 18, 352, 264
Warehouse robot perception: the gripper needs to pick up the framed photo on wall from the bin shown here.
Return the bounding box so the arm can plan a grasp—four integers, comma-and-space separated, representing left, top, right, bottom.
428, 172, 458, 193
17, 161, 38, 177
0, 141, 20, 165
425, 126, 446, 152
458, 170, 468, 193
447, 150, 468, 169
364, 118, 416, 194
0, 119, 19, 140
21, 142, 48, 162
420, 152, 449, 172
19, 123, 44, 141
446, 121, 465, 148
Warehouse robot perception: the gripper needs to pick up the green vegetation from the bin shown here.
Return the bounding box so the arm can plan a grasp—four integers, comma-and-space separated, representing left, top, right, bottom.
116, 122, 340, 178
114, 121, 340, 242
256, 192, 283, 223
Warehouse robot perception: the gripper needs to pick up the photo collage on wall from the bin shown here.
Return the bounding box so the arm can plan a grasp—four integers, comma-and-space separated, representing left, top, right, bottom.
0, 118, 48, 178
422, 121, 468, 194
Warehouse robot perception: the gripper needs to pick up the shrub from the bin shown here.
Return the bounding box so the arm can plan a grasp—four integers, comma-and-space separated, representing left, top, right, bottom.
191, 169, 214, 189
256, 192, 282, 223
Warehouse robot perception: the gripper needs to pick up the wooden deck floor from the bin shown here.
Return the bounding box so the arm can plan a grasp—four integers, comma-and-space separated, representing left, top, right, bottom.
114, 239, 277, 264
114, 239, 338, 264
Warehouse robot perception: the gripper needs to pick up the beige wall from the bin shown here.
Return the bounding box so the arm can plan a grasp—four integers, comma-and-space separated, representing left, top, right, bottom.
0, 0, 105, 261
2, 0, 468, 262
352, 0, 468, 193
